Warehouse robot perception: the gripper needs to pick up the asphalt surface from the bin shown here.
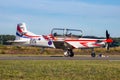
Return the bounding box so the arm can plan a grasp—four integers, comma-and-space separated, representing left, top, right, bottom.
0, 55, 120, 60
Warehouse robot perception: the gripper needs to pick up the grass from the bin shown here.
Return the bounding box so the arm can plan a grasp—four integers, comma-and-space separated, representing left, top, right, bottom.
0, 45, 120, 55
0, 60, 120, 80
0, 45, 120, 80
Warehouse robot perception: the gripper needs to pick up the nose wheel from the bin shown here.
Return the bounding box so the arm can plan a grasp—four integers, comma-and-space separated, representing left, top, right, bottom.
91, 52, 96, 57
64, 49, 74, 57
91, 48, 96, 57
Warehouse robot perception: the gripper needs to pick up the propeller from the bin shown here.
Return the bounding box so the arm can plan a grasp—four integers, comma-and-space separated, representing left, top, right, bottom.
106, 30, 110, 39
105, 30, 113, 50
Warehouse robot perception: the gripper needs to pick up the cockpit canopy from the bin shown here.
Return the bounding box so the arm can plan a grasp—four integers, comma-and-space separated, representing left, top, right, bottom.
51, 28, 83, 38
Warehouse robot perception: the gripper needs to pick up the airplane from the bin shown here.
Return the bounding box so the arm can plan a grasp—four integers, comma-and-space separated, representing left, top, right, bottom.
13, 23, 113, 57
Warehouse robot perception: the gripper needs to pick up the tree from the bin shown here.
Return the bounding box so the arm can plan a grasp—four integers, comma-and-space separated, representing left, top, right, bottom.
0, 35, 15, 45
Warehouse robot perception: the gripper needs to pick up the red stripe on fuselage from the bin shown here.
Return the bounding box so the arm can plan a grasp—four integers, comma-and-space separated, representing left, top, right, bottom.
24, 34, 40, 38
65, 39, 98, 42
80, 42, 88, 47
65, 39, 104, 47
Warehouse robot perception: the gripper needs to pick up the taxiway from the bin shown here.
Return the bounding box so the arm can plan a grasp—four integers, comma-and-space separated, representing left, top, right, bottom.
0, 56, 120, 60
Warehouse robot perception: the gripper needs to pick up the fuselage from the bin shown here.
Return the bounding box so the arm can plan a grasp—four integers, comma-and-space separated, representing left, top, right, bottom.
14, 23, 112, 50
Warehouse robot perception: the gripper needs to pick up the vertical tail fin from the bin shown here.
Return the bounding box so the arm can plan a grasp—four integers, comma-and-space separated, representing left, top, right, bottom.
15, 23, 40, 40
17, 23, 27, 34
16, 23, 28, 40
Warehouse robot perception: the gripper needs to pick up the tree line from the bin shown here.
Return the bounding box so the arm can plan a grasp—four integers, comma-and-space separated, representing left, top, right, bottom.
0, 35, 15, 45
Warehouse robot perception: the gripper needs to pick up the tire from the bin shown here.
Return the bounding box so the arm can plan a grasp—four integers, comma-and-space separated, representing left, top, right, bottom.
69, 51, 74, 57
64, 49, 74, 57
68, 49, 74, 57
91, 52, 96, 57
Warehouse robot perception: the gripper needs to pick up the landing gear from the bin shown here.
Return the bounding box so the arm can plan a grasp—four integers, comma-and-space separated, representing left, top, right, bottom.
64, 48, 74, 57
91, 52, 96, 57
91, 48, 96, 57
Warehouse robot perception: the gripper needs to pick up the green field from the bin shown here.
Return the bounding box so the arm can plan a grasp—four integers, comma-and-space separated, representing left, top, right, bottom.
0, 60, 120, 80
0, 45, 120, 55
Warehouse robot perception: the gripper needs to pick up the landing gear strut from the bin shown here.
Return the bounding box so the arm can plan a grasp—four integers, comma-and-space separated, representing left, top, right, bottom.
40, 47, 45, 53
64, 48, 74, 57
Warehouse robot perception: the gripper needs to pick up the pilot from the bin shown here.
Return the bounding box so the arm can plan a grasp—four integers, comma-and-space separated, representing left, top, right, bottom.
53, 32, 57, 36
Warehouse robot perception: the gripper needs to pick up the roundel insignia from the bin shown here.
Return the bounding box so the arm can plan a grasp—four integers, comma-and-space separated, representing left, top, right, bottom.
38, 38, 41, 40
48, 40, 52, 45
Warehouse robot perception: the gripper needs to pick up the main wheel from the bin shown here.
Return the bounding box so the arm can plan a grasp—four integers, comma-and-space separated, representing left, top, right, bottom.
69, 51, 74, 57
64, 49, 74, 57
68, 49, 74, 57
91, 52, 96, 57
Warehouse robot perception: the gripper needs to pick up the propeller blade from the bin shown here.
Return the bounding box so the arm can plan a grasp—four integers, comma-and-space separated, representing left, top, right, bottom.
105, 30, 112, 51
106, 30, 110, 39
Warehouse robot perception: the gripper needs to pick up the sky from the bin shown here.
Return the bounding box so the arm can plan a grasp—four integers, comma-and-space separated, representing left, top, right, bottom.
0, 0, 120, 37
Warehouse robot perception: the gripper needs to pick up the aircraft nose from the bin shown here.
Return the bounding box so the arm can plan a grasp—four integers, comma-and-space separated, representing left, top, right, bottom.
106, 38, 113, 43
